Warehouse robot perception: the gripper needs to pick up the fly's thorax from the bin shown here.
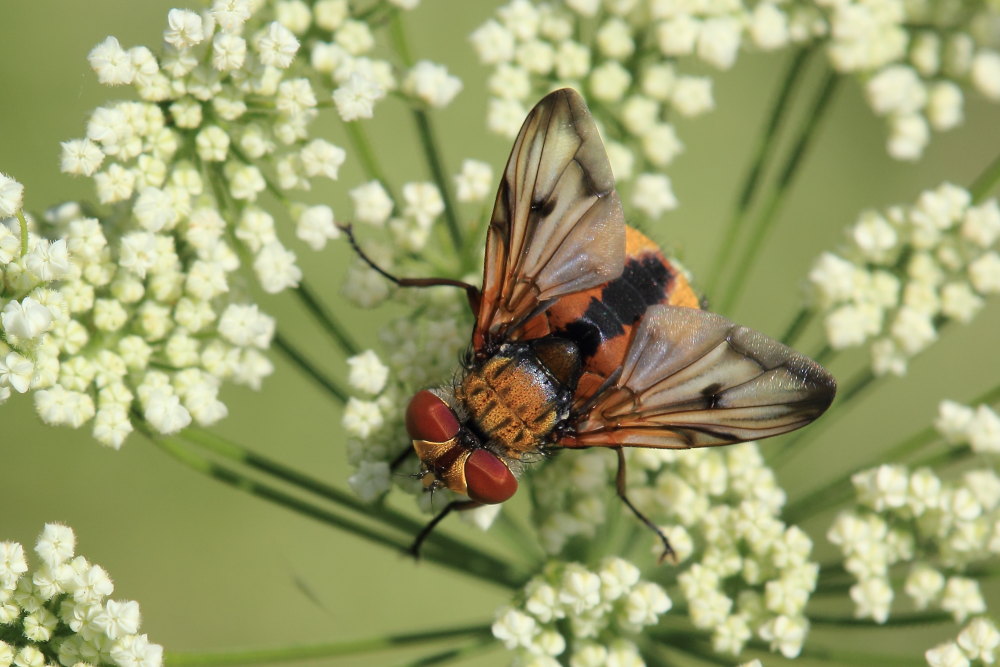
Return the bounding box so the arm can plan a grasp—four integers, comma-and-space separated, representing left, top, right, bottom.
456, 340, 579, 458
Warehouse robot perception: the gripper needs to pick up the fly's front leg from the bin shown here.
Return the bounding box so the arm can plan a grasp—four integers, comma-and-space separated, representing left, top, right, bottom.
408, 499, 481, 559
340, 224, 480, 312
614, 447, 677, 564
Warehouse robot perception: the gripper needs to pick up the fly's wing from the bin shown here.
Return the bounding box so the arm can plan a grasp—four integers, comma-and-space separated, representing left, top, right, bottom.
568, 305, 836, 448
474, 88, 626, 351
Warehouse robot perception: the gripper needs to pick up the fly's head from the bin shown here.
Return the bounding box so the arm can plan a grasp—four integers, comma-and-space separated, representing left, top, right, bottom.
404, 389, 518, 505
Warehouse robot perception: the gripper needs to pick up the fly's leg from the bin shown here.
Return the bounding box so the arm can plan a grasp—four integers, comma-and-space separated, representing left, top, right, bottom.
340, 224, 480, 312
408, 499, 481, 559
615, 447, 677, 565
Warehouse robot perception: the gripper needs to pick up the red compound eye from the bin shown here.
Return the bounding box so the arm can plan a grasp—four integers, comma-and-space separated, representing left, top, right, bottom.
405, 390, 460, 443
465, 449, 518, 504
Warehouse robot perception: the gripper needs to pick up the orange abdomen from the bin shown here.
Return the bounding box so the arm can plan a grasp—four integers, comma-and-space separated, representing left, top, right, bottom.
525, 226, 699, 398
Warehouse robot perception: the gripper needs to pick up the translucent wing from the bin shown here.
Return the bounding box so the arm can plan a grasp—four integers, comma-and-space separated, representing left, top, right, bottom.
569, 306, 837, 448
473, 88, 626, 351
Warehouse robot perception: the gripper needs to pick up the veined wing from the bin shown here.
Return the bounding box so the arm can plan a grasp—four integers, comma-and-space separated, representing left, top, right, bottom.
473, 88, 626, 351
567, 305, 837, 448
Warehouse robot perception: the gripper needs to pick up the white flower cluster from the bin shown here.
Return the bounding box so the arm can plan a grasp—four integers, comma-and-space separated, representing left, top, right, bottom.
0, 522, 162, 667
472, 0, 723, 219
491, 558, 669, 666
926, 617, 1000, 666
531, 444, 817, 658
341, 162, 496, 505
472, 0, 1000, 177
829, 400, 1000, 630
341, 287, 468, 503
7, 0, 455, 446
809, 183, 1000, 376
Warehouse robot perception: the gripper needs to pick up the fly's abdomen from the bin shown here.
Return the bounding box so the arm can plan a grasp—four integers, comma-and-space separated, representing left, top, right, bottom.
544, 226, 698, 379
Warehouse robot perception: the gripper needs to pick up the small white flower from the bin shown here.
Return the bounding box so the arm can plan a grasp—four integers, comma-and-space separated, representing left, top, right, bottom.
95, 599, 141, 640
110, 632, 164, 667
454, 160, 493, 203
470, 20, 516, 65
255, 22, 299, 69
2, 297, 53, 340
350, 181, 394, 227
211, 32, 247, 72
314, 0, 349, 31
925, 641, 970, 667
403, 61, 462, 108
969, 251, 1000, 294
697, 16, 742, 69
596, 17, 634, 60
0, 353, 33, 394
143, 389, 192, 435
671, 76, 714, 116
850, 577, 893, 623
347, 460, 391, 502
749, 3, 789, 50
195, 126, 230, 162
346, 350, 389, 395
89, 36, 134, 85
962, 200, 1000, 247
0, 541, 28, 588
866, 66, 927, 116
555, 40, 591, 80
971, 50, 1000, 100
656, 16, 699, 56
927, 81, 964, 131
493, 606, 539, 650
941, 577, 986, 622
60, 139, 105, 176
487, 97, 528, 137
0, 173, 25, 217
630, 173, 677, 219
295, 204, 339, 251
958, 617, 1000, 663
515, 39, 555, 76
342, 397, 383, 438
402, 182, 444, 226
218, 303, 275, 349
967, 405, 1000, 453
164, 9, 204, 49
333, 73, 385, 121
589, 61, 631, 102
758, 614, 808, 659
888, 113, 930, 161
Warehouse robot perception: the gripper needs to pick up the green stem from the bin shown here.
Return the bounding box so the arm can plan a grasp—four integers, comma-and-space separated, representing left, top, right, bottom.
399, 637, 497, 667
152, 428, 524, 589
343, 119, 400, 207
706, 47, 813, 300
780, 306, 814, 347
411, 107, 463, 254
389, 10, 414, 67
273, 330, 349, 403
386, 11, 463, 253
786, 381, 1000, 523
16, 210, 28, 256
808, 611, 951, 627
969, 150, 1000, 202
148, 432, 409, 553
294, 282, 359, 357
180, 427, 525, 583
719, 70, 841, 313
165, 623, 491, 665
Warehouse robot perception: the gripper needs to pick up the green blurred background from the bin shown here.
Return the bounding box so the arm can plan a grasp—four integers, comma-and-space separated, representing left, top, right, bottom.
0, 2, 997, 665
